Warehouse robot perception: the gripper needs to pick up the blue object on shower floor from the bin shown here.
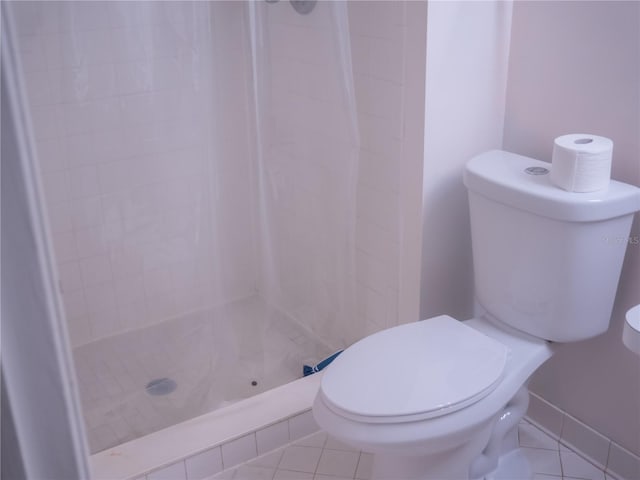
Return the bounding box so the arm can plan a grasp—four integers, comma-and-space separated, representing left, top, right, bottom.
146, 377, 177, 396
303, 350, 343, 376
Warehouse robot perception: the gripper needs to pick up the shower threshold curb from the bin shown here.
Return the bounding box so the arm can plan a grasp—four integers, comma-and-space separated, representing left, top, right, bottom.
90, 373, 324, 480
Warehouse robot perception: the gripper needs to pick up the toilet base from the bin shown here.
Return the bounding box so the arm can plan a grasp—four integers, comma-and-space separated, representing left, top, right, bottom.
371, 454, 470, 480
484, 448, 532, 480
370, 446, 532, 480
369, 421, 495, 480
365, 387, 532, 480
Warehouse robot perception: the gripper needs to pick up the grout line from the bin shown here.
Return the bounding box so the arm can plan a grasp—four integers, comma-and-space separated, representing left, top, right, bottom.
353, 452, 362, 480
604, 442, 612, 476
354, 451, 366, 480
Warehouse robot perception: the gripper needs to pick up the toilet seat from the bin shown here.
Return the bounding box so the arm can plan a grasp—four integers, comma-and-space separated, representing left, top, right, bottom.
319, 315, 509, 424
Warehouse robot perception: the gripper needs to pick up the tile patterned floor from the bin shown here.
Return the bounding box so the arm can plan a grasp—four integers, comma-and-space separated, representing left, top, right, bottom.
213, 419, 616, 480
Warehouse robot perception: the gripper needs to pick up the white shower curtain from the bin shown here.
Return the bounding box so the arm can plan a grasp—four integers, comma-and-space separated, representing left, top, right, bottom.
248, 0, 361, 347
8, 0, 360, 452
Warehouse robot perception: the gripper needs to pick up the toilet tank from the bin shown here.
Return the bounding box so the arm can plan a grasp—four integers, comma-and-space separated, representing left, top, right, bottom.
464, 150, 640, 342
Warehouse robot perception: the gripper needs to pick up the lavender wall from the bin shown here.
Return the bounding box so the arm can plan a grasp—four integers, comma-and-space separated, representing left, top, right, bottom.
420, 1, 513, 321
503, 0, 640, 456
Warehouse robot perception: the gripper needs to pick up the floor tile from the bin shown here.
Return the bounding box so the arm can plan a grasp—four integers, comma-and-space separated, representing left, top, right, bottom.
313, 475, 353, 480
273, 470, 313, 480
324, 435, 360, 452
315, 449, 360, 478
278, 445, 322, 473
249, 450, 283, 469
229, 465, 275, 480
560, 450, 606, 480
519, 422, 560, 451
210, 469, 235, 479
355, 452, 374, 480
295, 432, 327, 449
522, 447, 562, 476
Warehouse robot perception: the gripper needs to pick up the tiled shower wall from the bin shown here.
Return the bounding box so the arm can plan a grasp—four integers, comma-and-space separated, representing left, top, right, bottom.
12, 0, 425, 348
348, 1, 425, 335
260, 1, 424, 346
12, 1, 257, 346
259, 1, 361, 346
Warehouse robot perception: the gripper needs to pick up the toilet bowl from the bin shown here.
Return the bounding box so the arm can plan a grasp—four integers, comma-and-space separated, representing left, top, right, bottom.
314, 316, 556, 479
312, 150, 640, 480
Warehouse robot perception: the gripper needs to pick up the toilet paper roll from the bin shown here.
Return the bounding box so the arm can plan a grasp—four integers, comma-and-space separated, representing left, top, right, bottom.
550, 134, 613, 192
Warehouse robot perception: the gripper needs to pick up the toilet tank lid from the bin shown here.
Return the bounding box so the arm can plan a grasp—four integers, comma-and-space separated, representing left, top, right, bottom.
464, 150, 640, 222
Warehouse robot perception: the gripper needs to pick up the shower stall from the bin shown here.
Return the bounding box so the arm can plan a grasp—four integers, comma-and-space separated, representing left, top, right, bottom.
4, 0, 425, 466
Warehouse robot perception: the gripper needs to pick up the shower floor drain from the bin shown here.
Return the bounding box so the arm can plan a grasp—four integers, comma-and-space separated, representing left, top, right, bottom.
145, 378, 177, 396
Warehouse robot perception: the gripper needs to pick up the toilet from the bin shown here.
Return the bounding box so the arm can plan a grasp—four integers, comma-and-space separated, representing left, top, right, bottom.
313, 150, 640, 480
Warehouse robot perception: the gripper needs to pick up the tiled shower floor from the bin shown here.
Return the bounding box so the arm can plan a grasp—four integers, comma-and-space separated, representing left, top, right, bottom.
213, 420, 614, 480
73, 296, 333, 453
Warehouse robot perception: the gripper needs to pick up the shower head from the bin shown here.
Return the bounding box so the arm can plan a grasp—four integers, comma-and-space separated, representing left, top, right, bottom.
290, 0, 317, 15
263, 0, 317, 15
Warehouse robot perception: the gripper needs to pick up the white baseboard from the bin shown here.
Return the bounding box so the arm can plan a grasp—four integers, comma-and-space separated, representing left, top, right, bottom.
525, 391, 640, 480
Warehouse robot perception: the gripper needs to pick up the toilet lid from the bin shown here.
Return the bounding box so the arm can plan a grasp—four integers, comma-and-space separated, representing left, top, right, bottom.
320, 315, 509, 422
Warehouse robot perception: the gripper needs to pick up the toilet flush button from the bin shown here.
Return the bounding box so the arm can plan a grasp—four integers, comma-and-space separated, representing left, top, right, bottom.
525, 166, 549, 175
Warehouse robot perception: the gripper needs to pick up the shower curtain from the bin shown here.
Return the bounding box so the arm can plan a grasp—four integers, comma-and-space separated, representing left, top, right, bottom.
249, 0, 361, 347
8, 0, 360, 451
